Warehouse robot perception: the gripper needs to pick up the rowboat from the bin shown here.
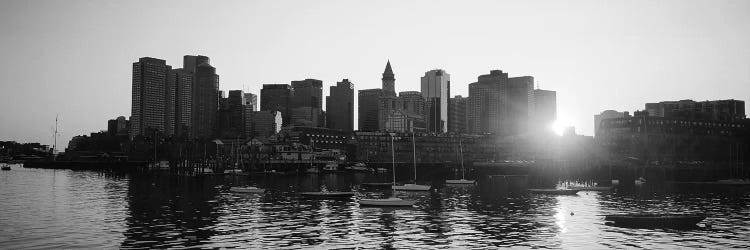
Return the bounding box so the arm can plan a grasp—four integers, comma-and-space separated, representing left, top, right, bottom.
299, 191, 355, 198
527, 189, 579, 195
229, 186, 265, 193
358, 198, 416, 207
604, 213, 707, 228
392, 183, 431, 191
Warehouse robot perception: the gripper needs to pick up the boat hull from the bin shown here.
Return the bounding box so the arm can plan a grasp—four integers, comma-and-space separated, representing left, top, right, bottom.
359, 198, 415, 207
605, 214, 706, 228
229, 187, 265, 193
572, 186, 613, 192
446, 179, 476, 185
299, 192, 355, 198
392, 184, 431, 191
528, 189, 579, 195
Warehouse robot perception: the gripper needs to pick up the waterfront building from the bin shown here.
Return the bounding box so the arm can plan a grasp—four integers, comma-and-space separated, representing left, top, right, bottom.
260, 84, 293, 127
108, 119, 118, 136
506, 76, 534, 136
358, 88, 388, 131
169, 68, 193, 137
290, 106, 322, 127
183, 55, 219, 139
291, 79, 323, 111
247, 110, 283, 138
448, 95, 468, 133
383, 109, 426, 132
130, 57, 171, 138
533, 89, 557, 132
594, 110, 627, 137
421, 69, 450, 133
115, 116, 128, 136
468, 70, 506, 135
645, 99, 746, 122
382, 60, 396, 96
277, 126, 351, 151
326, 79, 355, 132
352, 132, 496, 165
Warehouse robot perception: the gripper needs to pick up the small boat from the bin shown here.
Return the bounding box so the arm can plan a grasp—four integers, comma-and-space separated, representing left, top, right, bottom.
446, 179, 476, 185
1, 164, 10, 171
229, 186, 265, 193
359, 197, 416, 207
635, 177, 647, 185
361, 182, 394, 187
306, 167, 320, 174
572, 186, 614, 192
299, 191, 355, 198
604, 213, 707, 228
527, 189, 579, 195
392, 183, 431, 191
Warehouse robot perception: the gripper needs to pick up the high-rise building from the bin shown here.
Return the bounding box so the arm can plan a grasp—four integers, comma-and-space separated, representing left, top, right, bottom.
506, 76, 534, 135
448, 95, 468, 133
468, 70, 506, 134
246, 110, 283, 137
222, 90, 244, 137
291, 79, 323, 127
399, 91, 425, 117
243, 93, 257, 112
358, 89, 387, 131
533, 89, 557, 132
326, 79, 354, 132
421, 69, 450, 133
168, 68, 193, 137
382, 61, 395, 95
260, 84, 293, 127
183, 55, 219, 139
130, 57, 172, 138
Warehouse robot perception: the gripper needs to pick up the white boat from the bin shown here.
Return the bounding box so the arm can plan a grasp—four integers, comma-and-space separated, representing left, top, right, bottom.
323, 162, 339, 172
1, 163, 10, 171
229, 186, 265, 193
359, 197, 416, 207
446, 138, 475, 185
306, 167, 320, 174
571, 186, 613, 192
715, 179, 750, 185
392, 183, 431, 191
393, 133, 432, 191
446, 179, 476, 185
635, 177, 647, 185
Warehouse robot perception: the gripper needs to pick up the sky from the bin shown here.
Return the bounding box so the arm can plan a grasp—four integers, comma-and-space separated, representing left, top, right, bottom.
1, 0, 749, 149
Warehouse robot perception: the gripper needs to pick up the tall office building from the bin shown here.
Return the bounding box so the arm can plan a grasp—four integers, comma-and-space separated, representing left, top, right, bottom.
243, 93, 257, 111
382, 61, 395, 95
506, 76, 534, 135
260, 84, 293, 126
421, 69, 450, 133
224, 90, 244, 137
182, 55, 219, 139
130, 57, 172, 138
594, 110, 626, 137
358, 88, 387, 131
533, 89, 557, 132
399, 91, 425, 116
468, 70, 506, 134
449, 95, 468, 133
291, 79, 323, 127
168, 68, 193, 137
246, 110, 283, 137
326, 79, 354, 132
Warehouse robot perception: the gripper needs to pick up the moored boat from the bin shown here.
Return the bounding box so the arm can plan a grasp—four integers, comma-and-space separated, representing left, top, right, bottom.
445, 179, 476, 185
604, 213, 707, 228
229, 186, 265, 193
358, 197, 416, 207
1, 163, 10, 171
572, 186, 613, 192
362, 182, 393, 187
715, 178, 750, 185
299, 191, 355, 198
527, 189, 579, 195
392, 183, 431, 191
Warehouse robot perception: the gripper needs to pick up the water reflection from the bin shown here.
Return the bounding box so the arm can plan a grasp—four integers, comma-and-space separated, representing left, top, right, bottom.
0, 169, 749, 249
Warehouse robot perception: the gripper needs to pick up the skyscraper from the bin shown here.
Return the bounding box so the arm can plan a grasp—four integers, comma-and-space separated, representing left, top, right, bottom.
243, 93, 257, 111
291, 79, 323, 127
506, 76, 534, 135
326, 79, 354, 132
468, 70, 506, 134
533, 89, 556, 132
191, 58, 219, 139
260, 84, 292, 126
130, 57, 171, 138
168, 68, 193, 137
382, 60, 395, 95
449, 95, 468, 133
358, 88, 387, 131
421, 69, 450, 133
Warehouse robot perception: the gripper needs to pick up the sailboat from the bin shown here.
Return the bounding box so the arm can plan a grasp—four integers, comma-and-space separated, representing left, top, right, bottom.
358, 133, 418, 207
392, 133, 431, 191
446, 138, 475, 185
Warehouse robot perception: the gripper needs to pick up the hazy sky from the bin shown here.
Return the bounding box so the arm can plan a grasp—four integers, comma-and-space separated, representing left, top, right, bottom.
1, 0, 749, 148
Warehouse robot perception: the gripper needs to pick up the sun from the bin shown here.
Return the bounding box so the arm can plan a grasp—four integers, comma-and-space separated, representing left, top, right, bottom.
549, 115, 572, 136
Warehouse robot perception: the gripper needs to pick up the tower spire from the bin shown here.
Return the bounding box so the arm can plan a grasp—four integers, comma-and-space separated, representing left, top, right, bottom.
382, 60, 395, 95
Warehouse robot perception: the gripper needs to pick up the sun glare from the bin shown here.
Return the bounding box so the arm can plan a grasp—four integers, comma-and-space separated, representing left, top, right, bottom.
549, 116, 571, 136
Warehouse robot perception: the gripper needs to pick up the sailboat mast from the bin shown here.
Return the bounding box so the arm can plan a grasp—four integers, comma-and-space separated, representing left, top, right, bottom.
412, 133, 416, 182
459, 138, 465, 179
53, 115, 58, 155
391, 134, 395, 186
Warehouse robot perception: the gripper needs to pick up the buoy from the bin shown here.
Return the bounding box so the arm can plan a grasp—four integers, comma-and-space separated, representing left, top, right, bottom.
570, 212, 574, 216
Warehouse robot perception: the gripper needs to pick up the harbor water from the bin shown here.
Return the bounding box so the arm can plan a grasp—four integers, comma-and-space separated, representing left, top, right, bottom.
1, 167, 749, 249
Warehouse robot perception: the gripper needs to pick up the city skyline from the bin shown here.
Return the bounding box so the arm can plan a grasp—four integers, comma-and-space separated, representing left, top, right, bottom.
2, 0, 749, 147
